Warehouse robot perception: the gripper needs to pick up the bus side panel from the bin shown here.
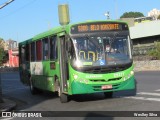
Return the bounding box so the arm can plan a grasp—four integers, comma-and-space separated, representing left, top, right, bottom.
30, 61, 60, 92
42, 60, 60, 92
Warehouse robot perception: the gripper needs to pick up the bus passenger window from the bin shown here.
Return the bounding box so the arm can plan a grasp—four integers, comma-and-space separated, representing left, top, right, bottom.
21, 46, 25, 63
31, 42, 36, 61
43, 38, 49, 60
26, 44, 30, 61
50, 36, 57, 60
36, 40, 42, 61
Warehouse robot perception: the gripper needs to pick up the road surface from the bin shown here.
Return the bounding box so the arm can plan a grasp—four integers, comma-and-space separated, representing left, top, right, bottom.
1, 71, 160, 120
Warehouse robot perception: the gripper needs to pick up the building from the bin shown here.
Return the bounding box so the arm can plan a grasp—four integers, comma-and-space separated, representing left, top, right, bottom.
8, 48, 19, 67
120, 18, 135, 27
130, 20, 160, 55
4, 40, 19, 67
148, 8, 160, 20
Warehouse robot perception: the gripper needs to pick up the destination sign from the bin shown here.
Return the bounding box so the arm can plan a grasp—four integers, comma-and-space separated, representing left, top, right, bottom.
71, 22, 128, 34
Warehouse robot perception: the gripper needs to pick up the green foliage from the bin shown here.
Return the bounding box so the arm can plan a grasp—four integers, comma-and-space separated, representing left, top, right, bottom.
157, 15, 160, 20
148, 42, 160, 59
0, 48, 5, 65
0, 38, 6, 66
120, 11, 144, 18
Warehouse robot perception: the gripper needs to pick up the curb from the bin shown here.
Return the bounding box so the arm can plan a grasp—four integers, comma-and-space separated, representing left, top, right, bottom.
0, 98, 16, 112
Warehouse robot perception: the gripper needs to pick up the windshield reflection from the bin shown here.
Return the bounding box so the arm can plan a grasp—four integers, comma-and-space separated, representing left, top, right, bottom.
71, 34, 131, 68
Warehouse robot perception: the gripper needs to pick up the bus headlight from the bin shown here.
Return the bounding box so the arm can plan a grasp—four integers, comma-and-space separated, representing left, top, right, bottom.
130, 71, 134, 75
123, 71, 134, 81
73, 74, 88, 84
75, 60, 82, 68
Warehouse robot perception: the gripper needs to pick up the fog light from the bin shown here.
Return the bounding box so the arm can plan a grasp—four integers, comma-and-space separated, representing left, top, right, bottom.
73, 74, 78, 79
128, 75, 130, 79
79, 79, 83, 83
85, 80, 88, 84
123, 77, 127, 81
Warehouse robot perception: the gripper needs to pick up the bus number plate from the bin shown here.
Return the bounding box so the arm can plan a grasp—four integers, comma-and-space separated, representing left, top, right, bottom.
101, 85, 112, 90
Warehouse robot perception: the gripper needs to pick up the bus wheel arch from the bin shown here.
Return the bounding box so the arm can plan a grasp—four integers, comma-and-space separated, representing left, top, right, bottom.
54, 75, 59, 92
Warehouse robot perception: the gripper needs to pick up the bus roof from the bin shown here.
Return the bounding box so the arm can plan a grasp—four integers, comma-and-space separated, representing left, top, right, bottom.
19, 38, 32, 46
20, 20, 128, 43
32, 26, 65, 41
69, 20, 127, 26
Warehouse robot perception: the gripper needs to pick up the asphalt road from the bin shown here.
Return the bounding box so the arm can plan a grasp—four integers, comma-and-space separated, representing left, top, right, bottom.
1, 71, 160, 120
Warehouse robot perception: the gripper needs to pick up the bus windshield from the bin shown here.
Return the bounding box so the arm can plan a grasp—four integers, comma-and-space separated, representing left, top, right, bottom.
70, 32, 132, 68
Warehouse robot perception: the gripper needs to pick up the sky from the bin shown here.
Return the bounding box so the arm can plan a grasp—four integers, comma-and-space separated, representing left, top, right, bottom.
0, 0, 160, 42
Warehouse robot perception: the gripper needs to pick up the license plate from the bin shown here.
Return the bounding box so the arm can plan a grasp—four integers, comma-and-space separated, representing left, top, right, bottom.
101, 85, 112, 90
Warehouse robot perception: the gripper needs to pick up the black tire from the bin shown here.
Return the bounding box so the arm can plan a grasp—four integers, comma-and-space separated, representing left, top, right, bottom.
104, 92, 113, 98
60, 93, 69, 103
132, 79, 137, 96
57, 83, 69, 103
29, 77, 39, 95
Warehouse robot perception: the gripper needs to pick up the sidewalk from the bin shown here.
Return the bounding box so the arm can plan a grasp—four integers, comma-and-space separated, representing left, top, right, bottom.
0, 98, 16, 112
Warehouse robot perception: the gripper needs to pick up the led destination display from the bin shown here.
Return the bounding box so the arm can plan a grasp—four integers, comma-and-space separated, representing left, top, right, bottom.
71, 22, 128, 34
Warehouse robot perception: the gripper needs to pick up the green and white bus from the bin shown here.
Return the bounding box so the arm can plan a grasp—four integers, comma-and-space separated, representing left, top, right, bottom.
19, 20, 136, 103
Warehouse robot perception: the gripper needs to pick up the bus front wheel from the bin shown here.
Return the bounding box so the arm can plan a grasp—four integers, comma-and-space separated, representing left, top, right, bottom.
58, 85, 69, 103
60, 93, 68, 103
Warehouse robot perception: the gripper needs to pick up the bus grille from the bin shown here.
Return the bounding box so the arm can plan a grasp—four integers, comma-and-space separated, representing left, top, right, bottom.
108, 77, 122, 82
83, 66, 127, 74
89, 77, 122, 82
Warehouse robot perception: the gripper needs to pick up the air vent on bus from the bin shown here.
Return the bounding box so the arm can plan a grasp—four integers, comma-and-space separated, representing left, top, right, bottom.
82, 66, 128, 74
89, 79, 106, 82
108, 77, 122, 82
89, 77, 122, 83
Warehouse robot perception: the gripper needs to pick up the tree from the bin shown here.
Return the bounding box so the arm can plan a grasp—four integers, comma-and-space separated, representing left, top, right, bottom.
120, 12, 144, 18
157, 15, 160, 20
148, 42, 160, 60
0, 38, 5, 66
0, 38, 4, 103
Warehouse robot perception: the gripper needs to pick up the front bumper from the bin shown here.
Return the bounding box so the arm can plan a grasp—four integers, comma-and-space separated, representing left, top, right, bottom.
71, 76, 135, 95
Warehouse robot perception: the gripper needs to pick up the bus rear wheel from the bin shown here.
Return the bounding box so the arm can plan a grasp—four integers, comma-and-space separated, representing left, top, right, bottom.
29, 77, 39, 95
104, 92, 113, 98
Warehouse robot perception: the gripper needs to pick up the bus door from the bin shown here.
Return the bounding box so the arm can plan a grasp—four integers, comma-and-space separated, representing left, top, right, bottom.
59, 35, 69, 93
